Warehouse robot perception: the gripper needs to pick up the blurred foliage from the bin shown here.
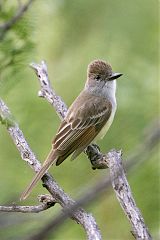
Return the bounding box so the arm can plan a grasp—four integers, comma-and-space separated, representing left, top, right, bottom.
0, 0, 35, 93
0, 0, 159, 239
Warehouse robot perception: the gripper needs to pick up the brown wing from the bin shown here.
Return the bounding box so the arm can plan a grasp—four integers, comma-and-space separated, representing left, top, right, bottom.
53, 91, 112, 165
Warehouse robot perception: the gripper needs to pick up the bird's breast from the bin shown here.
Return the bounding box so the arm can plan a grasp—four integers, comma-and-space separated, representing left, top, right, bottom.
95, 105, 117, 140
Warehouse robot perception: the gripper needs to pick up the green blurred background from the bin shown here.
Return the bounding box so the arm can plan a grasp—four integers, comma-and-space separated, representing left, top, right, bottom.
0, 0, 159, 239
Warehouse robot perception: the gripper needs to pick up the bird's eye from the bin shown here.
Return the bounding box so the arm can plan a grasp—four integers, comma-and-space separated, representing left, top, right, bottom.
95, 74, 100, 80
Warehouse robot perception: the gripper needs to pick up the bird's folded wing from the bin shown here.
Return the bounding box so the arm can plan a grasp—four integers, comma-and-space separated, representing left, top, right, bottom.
53, 93, 112, 164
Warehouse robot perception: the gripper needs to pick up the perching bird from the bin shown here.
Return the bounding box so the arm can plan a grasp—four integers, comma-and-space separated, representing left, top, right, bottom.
20, 59, 122, 200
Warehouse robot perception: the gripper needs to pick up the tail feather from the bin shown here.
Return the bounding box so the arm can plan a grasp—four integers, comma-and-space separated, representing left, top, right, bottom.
20, 149, 57, 201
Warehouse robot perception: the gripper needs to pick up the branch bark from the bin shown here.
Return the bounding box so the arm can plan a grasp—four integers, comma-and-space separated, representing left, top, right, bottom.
108, 150, 152, 239
0, 195, 56, 213
30, 61, 68, 119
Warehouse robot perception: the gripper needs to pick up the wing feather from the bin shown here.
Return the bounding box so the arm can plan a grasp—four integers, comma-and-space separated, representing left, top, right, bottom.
52, 91, 112, 164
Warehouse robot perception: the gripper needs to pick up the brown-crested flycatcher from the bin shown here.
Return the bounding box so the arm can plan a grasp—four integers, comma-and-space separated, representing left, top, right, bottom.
20, 59, 122, 200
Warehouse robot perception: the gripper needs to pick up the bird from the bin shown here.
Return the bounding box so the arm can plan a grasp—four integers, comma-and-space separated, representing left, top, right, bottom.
20, 59, 122, 200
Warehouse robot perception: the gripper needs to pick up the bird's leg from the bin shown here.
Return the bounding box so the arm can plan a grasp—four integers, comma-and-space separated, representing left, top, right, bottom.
85, 144, 108, 169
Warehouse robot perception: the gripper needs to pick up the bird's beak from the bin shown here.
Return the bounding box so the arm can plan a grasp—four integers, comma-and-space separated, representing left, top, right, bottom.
108, 72, 123, 81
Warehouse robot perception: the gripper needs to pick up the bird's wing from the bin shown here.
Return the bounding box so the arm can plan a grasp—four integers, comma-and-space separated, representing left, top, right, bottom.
53, 92, 112, 165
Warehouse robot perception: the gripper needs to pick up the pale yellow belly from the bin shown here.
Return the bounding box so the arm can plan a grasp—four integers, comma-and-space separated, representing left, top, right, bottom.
95, 109, 116, 140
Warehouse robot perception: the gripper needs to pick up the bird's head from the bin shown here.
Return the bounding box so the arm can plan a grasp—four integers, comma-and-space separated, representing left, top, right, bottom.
87, 60, 122, 83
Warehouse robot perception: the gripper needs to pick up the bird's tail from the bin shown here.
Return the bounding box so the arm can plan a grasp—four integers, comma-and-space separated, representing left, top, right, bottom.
20, 149, 57, 201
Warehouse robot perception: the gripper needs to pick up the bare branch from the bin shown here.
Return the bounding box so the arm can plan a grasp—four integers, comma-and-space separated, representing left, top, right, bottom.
0, 0, 35, 39
30, 61, 68, 120
0, 194, 56, 213
108, 150, 152, 240
0, 99, 41, 171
